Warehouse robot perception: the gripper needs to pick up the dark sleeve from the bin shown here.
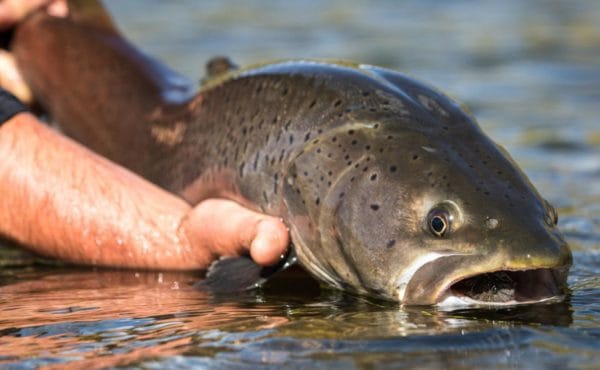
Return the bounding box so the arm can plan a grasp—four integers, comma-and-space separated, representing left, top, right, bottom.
0, 88, 27, 126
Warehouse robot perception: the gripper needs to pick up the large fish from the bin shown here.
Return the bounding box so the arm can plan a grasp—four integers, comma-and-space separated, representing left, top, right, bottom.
11, 1, 572, 306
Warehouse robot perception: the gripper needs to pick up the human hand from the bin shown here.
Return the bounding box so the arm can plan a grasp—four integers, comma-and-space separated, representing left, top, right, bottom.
0, 0, 67, 29
0, 0, 67, 103
0, 49, 30, 103
182, 199, 290, 266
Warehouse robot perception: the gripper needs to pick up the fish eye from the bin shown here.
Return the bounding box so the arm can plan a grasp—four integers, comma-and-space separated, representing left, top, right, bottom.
428, 210, 450, 237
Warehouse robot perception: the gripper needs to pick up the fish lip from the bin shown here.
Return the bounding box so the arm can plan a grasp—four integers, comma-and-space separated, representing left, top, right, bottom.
434, 266, 570, 308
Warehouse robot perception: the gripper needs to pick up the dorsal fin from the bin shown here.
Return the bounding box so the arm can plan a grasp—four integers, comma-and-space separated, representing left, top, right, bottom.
202, 56, 238, 84
67, 0, 118, 33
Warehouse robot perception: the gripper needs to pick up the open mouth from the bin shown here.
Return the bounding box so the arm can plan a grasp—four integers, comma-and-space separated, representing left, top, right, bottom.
439, 268, 567, 307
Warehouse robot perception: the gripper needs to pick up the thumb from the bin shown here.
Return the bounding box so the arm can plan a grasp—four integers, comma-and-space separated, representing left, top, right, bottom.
185, 199, 289, 266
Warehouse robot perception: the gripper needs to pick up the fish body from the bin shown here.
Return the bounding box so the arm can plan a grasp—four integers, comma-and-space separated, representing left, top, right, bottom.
11, 4, 572, 306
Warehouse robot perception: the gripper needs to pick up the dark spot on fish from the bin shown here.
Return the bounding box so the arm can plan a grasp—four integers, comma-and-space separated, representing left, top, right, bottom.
315, 197, 320, 205
317, 148, 322, 153
281, 88, 288, 96
497, 170, 503, 175
339, 192, 345, 198
363, 166, 369, 172
303, 171, 308, 176
442, 126, 449, 130
412, 155, 419, 160
332, 137, 337, 142
344, 154, 350, 160
484, 191, 491, 196
279, 149, 285, 163
327, 153, 332, 158
387, 135, 393, 140
351, 140, 358, 145
348, 129, 355, 135
309, 100, 317, 108
289, 135, 294, 144
350, 176, 355, 182
365, 145, 371, 150
370, 204, 380, 211
369, 108, 377, 112
317, 129, 323, 134
347, 161, 352, 166
253, 152, 259, 170
362, 91, 370, 97
313, 139, 320, 144
327, 181, 332, 187
389, 165, 397, 173
386, 239, 396, 248
374, 123, 380, 129
239, 162, 245, 177
334, 100, 342, 107
328, 171, 333, 176
370, 174, 377, 181
304, 132, 311, 142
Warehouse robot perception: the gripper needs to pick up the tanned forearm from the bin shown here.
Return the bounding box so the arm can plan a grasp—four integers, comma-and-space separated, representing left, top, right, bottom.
0, 113, 212, 269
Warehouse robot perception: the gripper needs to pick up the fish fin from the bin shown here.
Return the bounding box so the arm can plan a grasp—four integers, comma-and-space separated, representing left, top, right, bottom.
201, 56, 239, 84
198, 249, 298, 294
67, 0, 119, 33
199, 256, 265, 293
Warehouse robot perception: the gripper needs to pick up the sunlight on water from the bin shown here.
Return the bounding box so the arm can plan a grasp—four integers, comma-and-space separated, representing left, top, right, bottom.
1, 0, 599, 368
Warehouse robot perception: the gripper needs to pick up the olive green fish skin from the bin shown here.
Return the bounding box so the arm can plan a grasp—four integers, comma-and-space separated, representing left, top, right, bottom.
13, 11, 572, 305
153, 62, 571, 304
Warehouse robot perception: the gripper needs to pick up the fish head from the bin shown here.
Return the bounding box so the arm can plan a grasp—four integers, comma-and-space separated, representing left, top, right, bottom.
287, 114, 571, 307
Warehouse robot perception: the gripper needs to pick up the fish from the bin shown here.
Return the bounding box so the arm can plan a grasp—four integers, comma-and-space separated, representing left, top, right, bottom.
10, 1, 572, 306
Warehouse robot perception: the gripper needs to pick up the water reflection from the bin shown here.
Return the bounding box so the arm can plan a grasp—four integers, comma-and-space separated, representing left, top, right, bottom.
0, 268, 576, 368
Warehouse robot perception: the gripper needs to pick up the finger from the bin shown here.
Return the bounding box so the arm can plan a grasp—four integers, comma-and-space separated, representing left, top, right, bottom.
0, 50, 32, 104
46, 0, 67, 17
186, 199, 289, 266
0, 0, 49, 29
249, 217, 289, 266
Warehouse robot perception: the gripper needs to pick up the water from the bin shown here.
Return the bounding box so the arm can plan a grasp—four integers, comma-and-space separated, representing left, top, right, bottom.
1, 0, 599, 368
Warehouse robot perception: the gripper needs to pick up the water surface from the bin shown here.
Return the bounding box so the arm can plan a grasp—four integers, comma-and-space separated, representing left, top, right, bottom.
1, 0, 599, 368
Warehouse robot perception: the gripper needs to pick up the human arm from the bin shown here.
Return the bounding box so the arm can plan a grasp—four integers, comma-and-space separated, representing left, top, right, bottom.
0, 112, 289, 269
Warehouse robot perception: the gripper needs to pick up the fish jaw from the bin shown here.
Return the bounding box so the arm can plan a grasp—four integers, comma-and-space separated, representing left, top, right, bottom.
397, 245, 572, 306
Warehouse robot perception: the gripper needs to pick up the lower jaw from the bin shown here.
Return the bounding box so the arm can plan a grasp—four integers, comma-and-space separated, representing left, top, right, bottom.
436, 293, 565, 309
433, 267, 568, 308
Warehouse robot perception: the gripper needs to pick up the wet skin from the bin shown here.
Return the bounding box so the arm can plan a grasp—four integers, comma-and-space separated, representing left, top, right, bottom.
11, 7, 572, 305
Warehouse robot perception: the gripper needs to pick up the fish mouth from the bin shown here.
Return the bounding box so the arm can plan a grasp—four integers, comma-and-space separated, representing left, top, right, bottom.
437, 267, 568, 307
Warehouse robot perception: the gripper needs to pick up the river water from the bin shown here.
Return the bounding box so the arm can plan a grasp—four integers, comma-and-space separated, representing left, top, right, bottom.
1, 0, 599, 368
